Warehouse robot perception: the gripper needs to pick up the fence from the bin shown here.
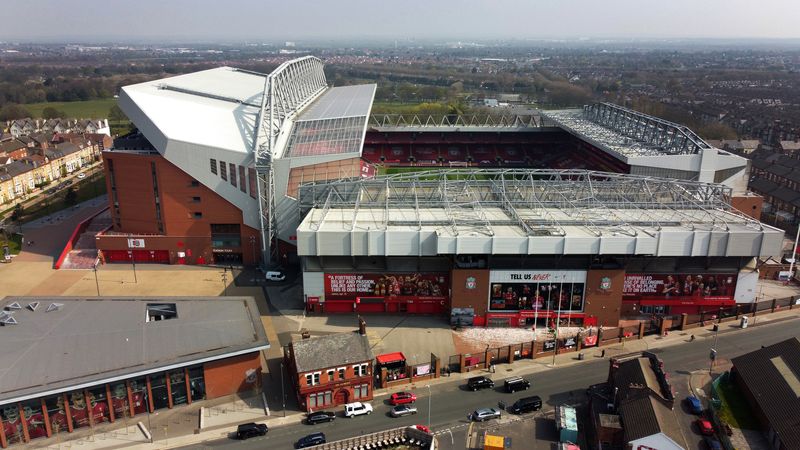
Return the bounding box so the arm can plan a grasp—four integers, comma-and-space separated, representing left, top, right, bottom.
679, 295, 800, 329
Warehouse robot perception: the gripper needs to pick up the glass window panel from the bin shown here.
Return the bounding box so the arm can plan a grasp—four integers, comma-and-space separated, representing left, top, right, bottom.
149, 374, 170, 410
88, 387, 110, 424
169, 371, 188, 406
68, 391, 90, 429
188, 367, 206, 401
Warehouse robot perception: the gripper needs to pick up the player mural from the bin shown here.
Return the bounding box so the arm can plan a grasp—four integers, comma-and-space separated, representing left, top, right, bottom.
23, 404, 47, 439
324, 273, 448, 300
1, 405, 22, 443
623, 273, 737, 302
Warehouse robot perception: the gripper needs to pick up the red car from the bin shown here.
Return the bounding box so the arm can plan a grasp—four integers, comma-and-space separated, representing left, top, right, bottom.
696, 419, 714, 436
413, 425, 431, 434
390, 392, 417, 405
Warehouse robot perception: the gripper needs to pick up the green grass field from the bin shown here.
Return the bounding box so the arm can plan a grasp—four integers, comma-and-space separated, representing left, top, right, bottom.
19, 172, 107, 224
23, 99, 118, 119
716, 380, 759, 429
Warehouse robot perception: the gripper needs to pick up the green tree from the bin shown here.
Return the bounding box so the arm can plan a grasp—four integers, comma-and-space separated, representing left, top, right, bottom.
10, 204, 23, 222
42, 106, 66, 119
0, 104, 32, 121
64, 187, 78, 206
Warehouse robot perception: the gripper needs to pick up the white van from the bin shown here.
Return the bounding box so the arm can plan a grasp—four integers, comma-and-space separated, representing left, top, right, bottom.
343, 402, 372, 418
265, 271, 285, 282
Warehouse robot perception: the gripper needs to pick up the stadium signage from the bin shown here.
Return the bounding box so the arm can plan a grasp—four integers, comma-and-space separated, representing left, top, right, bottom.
489, 270, 586, 283
622, 273, 737, 302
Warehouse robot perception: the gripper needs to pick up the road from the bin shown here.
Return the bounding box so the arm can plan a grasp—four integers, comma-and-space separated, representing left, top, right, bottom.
182, 316, 800, 449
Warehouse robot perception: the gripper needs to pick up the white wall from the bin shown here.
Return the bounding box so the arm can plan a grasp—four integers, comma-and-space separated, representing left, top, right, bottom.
629, 433, 685, 450
734, 270, 759, 303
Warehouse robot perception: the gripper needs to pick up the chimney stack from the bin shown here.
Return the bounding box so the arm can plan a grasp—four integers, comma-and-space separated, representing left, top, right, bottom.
358, 316, 367, 336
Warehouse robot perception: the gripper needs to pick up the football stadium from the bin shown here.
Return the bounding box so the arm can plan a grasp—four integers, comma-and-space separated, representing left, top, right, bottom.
95, 56, 782, 326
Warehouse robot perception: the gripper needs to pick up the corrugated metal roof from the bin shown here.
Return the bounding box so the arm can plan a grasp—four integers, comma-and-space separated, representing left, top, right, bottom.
0, 296, 269, 405
297, 85, 376, 121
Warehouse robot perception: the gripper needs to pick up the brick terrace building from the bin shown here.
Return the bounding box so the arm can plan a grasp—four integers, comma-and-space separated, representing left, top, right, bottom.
284, 320, 374, 412
0, 296, 269, 448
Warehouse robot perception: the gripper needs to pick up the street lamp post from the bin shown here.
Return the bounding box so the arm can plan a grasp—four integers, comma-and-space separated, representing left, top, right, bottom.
552, 274, 565, 366
425, 384, 432, 429
93, 258, 101, 296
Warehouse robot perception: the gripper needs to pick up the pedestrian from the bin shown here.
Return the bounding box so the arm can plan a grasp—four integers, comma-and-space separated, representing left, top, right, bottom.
601, 349, 606, 358
690, 334, 696, 342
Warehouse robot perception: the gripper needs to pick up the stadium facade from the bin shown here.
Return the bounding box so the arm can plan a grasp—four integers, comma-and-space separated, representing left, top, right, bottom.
96, 56, 781, 323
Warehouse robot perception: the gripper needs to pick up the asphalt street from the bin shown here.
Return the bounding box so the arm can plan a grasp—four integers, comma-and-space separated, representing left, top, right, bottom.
181, 316, 800, 450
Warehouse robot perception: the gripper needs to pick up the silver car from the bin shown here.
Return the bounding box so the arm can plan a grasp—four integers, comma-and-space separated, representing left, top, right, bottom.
469, 408, 501, 422
390, 405, 418, 418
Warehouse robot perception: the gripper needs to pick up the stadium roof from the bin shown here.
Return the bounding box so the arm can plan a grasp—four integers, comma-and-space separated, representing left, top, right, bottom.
295, 169, 782, 258
283, 84, 376, 158
120, 67, 264, 154
0, 296, 269, 406
543, 103, 716, 160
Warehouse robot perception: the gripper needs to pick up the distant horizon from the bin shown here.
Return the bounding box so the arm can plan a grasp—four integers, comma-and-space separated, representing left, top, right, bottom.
3, 0, 800, 43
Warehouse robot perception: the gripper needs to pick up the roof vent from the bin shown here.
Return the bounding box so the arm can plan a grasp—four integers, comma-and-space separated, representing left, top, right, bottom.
46, 303, 64, 312
146, 303, 178, 322
1, 316, 18, 325
6, 302, 22, 310
27, 302, 39, 312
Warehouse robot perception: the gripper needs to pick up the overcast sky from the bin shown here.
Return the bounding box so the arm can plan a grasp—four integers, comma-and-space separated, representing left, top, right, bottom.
3, 0, 799, 42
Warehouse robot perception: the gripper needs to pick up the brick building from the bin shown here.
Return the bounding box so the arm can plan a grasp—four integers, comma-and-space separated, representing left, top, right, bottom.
284, 320, 374, 412
0, 296, 269, 449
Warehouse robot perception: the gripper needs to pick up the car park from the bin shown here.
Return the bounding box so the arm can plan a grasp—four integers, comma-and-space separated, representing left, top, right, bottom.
469, 408, 501, 422
306, 410, 336, 425
467, 376, 494, 391
390, 405, 418, 417
504, 376, 530, 393
686, 395, 703, 414
507, 395, 542, 414
696, 418, 714, 435
390, 391, 417, 405
235, 422, 268, 440
296, 432, 326, 448
703, 436, 723, 450
344, 402, 373, 418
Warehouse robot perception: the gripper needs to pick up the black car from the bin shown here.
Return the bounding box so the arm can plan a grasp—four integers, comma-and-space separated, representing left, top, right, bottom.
503, 376, 530, 393
236, 422, 268, 440
296, 432, 326, 448
306, 410, 336, 425
508, 395, 542, 414
467, 376, 495, 391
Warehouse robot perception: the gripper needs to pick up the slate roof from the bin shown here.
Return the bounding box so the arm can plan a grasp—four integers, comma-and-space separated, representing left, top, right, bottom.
770, 187, 800, 204
0, 139, 25, 154
732, 338, 800, 450
618, 395, 686, 448
749, 178, 779, 195
291, 331, 373, 373
612, 357, 666, 403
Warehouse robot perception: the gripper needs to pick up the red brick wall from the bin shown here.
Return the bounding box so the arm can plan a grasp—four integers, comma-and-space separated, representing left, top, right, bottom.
101, 152, 260, 264
203, 353, 262, 399
731, 194, 763, 220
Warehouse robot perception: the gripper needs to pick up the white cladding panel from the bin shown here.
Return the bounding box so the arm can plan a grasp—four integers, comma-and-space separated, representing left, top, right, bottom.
368, 230, 385, 255
734, 270, 759, 303
725, 231, 762, 256
492, 236, 528, 254
437, 235, 457, 254
657, 231, 693, 256
351, 231, 369, 255
760, 231, 784, 258
691, 231, 711, 256
600, 236, 636, 254
457, 236, 492, 254
318, 231, 350, 255
297, 230, 316, 256
563, 236, 600, 254
420, 231, 438, 255
387, 231, 419, 255
635, 236, 658, 255
528, 236, 564, 254
708, 232, 729, 256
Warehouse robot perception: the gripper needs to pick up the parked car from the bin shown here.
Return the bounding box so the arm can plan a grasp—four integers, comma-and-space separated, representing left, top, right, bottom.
390, 405, 418, 418
504, 376, 530, 393
696, 418, 715, 435
412, 424, 431, 434
469, 408, 501, 422
46, 188, 57, 194
467, 376, 494, 391
306, 411, 336, 425
703, 436, 723, 450
296, 432, 326, 448
235, 422, 268, 440
507, 396, 542, 414
390, 391, 417, 405
686, 395, 703, 414
344, 402, 373, 418
77, 173, 86, 179
266, 270, 286, 281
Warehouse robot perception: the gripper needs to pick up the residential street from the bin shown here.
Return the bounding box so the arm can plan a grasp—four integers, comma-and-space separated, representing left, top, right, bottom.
180, 314, 800, 449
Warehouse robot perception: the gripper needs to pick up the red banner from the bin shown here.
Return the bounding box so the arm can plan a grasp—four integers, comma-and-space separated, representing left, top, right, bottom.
623, 273, 736, 302
324, 273, 448, 300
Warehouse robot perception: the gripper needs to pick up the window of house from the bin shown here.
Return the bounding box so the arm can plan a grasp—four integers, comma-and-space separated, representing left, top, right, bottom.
229, 163, 237, 187
338, 367, 346, 380
190, 180, 200, 187
210, 158, 217, 175
219, 161, 227, 181
193, 212, 202, 219
327, 369, 335, 382
353, 363, 368, 377
191, 196, 201, 203
353, 384, 369, 399
305, 373, 313, 386
308, 391, 331, 409
239, 165, 246, 193
313, 372, 321, 385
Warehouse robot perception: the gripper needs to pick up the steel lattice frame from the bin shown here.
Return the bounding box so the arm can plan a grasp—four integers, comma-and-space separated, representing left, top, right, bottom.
252, 56, 327, 266
582, 103, 711, 155
298, 169, 764, 237
369, 114, 546, 128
